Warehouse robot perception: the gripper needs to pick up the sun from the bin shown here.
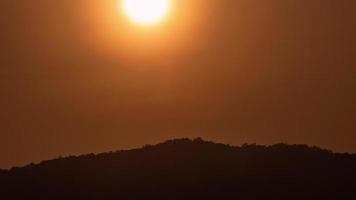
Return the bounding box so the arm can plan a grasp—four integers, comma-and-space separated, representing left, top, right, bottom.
123, 0, 171, 26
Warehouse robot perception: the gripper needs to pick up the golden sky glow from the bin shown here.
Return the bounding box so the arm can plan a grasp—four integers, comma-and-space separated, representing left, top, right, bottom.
2, 0, 356, 169
123, 0, 171, 25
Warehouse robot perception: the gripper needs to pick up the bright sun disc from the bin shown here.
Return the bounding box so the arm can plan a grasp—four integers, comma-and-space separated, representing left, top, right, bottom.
124, 0, 171, 25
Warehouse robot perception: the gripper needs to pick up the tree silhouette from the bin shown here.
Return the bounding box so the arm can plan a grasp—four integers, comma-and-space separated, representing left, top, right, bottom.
1, 138, 355, 199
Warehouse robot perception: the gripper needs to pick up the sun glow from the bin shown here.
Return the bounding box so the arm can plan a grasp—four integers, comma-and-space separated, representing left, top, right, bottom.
123, 0, 171, 25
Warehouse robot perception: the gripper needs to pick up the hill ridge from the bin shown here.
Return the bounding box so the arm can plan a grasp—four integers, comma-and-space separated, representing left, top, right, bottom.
2, 138, 356, 199
6, 137, 348, 171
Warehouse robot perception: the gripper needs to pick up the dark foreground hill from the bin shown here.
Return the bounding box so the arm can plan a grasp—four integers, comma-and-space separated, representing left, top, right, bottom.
1, 138, 356, 199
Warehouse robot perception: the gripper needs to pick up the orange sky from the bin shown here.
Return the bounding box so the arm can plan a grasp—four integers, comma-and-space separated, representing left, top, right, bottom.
1, 0, 356, 168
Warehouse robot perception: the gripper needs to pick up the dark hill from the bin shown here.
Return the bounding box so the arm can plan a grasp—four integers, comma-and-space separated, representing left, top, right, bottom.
1, 138, 356, 199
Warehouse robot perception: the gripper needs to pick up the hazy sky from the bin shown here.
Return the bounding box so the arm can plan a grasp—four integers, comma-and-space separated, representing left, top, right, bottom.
1, 0, 355, 168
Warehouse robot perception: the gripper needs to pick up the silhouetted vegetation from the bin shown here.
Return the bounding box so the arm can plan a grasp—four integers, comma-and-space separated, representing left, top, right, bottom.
1, 138, 356, 199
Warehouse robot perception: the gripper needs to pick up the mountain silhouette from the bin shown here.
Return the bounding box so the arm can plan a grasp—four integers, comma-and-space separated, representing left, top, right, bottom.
1, 138, 356, 199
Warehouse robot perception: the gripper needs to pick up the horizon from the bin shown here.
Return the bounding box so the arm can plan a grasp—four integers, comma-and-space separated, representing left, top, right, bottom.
3, 137, 356, 199
1, 137, 350, 170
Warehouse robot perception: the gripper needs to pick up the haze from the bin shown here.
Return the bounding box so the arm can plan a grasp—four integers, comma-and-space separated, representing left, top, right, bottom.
1, 0, 355, 169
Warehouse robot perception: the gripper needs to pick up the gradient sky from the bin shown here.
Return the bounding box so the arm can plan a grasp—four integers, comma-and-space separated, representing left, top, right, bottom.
1, 0, 355, 169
